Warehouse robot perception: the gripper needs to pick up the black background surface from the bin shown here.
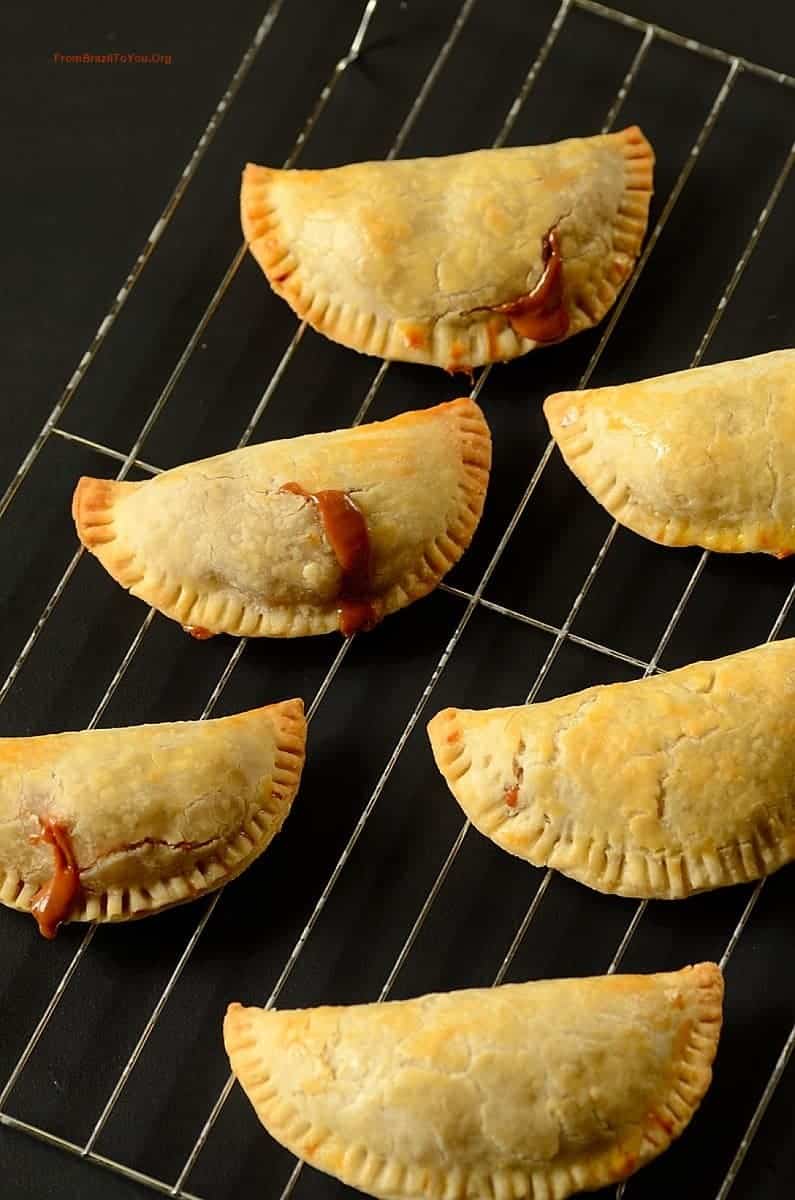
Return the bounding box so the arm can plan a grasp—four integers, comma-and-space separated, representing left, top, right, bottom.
1, 2, 794, 1198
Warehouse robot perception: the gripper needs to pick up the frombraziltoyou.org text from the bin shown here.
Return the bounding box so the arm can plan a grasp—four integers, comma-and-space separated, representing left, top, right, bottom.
52, 52, 173, 65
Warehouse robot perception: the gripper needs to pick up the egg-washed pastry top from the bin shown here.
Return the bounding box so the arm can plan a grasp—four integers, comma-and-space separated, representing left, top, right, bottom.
0, 700, 305, 936
241, 127, 654, 371
73, 398, 491, 639
428, 640, 795, 899
225, 963, 722, 1200
545, 348, 795, 555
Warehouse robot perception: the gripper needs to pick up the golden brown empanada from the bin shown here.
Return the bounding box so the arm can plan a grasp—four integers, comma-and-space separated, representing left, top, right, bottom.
0, 700, 305, 936
73, 399, 490, 638
545, 348, 795, 555
224, 963, 722, 1200
428, 640, 795, 899
241, 128, 654, 372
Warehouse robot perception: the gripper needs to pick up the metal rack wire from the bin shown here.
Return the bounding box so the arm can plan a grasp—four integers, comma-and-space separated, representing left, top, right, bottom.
1, 1, 794, 1197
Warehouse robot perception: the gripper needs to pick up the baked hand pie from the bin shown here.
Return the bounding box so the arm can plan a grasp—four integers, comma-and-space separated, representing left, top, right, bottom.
224, 963, 722, 1200
428, 640, 795, 899
241, 128, 653, 372
73, 398, 490, 638
545, 348, 795, 555
0, 700, 305, 937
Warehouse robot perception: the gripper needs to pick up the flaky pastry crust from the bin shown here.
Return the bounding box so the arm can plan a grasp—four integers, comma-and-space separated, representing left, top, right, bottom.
241, 128, 654, 371
72, 399, 490, 637
545, 348, 795, 555
224, 964, 722, 1200
429, 641, 795, 899
0, 700, 305, 926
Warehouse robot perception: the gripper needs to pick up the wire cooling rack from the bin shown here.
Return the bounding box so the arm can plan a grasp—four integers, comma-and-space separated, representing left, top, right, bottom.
1, 1, 794, 1197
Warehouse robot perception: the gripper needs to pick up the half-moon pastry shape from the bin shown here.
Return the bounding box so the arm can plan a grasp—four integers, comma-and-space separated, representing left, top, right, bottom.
544, 348, 795, 556
0, 700, 305, 936
241, 127, 654, 371
73, 398, 491, 638
428, 640, 795, 899
224, 963, 722, 1200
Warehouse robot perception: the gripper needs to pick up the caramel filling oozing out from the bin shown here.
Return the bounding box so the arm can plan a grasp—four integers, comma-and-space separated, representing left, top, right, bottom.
493, 229, 569, 343
31, 817, 81, 939
281, 483, 377, 636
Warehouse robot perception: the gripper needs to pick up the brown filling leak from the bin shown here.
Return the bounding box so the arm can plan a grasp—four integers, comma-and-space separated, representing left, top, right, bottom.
446, 363, 476, 383
493, 229, 569, 343
504, 752, 524, 812
31, 818, 81, 939
445, 338, 476, 380
184, 625, 214, 640
504, 785, 519, 809
281, 483, 377, 636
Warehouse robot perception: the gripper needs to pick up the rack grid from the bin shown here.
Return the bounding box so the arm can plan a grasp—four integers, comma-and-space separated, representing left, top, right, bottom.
2, 2, 794, 1198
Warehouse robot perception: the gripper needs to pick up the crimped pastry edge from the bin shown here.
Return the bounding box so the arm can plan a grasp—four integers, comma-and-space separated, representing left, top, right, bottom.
72, 399, 491, 638
0, 699, 306, 926
241, 127, 654, 371
223, 964, 723, 1200
544, 377, 795, 557
427, 686, 795, 900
